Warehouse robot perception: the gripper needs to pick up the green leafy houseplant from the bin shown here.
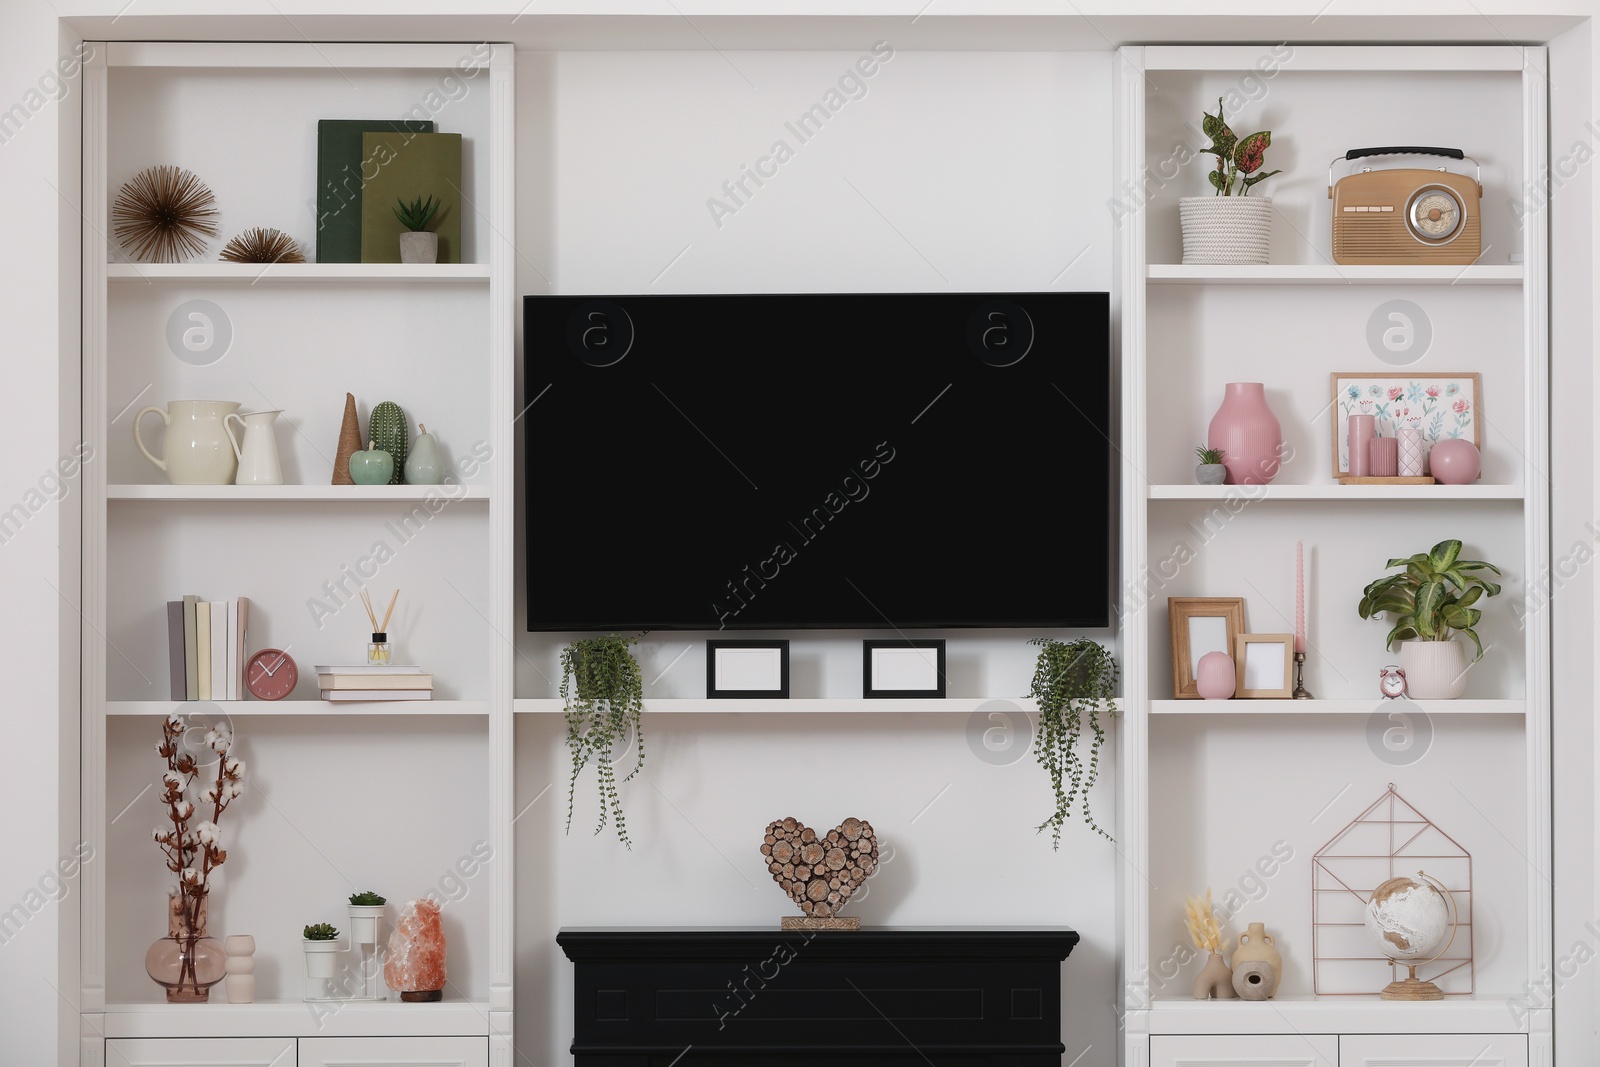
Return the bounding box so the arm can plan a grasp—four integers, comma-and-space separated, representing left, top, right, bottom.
560, 634, 646, 848
348, 891, 385, 906
392, 194, 441, 232
1028, 637, 1120, 847
302, 923, 339, 941
1357, 538, 1502, 659
1200, 98, 1280, 196
1194, 445, 1225, 465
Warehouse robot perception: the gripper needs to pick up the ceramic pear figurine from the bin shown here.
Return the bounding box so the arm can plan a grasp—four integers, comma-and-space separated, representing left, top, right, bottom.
404, 423, 445, 485
349, 440, 395, 485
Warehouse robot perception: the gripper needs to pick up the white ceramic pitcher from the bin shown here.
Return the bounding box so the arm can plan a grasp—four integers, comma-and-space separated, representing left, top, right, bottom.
225, 409, 284, 485
134, 400, 241, 485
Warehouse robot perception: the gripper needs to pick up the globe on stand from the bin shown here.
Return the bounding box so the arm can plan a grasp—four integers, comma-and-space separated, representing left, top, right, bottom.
1363, 870, 1457, 1001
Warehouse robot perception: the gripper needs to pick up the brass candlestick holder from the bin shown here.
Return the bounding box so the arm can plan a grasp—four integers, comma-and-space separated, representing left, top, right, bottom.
1292, 651, 1312, 699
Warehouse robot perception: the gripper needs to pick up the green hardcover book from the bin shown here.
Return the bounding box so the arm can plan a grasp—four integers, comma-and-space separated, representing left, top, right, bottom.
360, 131, 463, 264
316, 119, 435, 263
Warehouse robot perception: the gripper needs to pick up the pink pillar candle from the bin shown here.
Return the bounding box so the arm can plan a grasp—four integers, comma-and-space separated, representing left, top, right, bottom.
1398, 428, 1425, 477
1369, 437, 1399, 477
1347, 415, 1376, 477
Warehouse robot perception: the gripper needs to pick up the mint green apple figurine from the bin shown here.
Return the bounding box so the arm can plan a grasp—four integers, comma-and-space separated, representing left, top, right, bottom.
404, 423, 445, 485
349, 439, 395, 485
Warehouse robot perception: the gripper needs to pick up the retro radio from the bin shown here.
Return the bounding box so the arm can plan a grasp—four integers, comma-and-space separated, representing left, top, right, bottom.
1329, 147, 1482, 264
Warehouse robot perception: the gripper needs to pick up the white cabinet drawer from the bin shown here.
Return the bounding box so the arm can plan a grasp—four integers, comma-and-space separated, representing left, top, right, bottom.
106, 1038, 295, 1067
297, 1037, 487, 1067
1339, 1033, 1528, 1067
1152, 1034, 1339, 1067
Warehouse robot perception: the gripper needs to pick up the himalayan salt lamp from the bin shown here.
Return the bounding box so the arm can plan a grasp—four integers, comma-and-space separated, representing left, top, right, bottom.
384, 898, 446, 1002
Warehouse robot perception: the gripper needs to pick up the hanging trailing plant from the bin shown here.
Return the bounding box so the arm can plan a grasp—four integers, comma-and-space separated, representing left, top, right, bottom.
559, 634, 646, 848
1028, 637, 1120, 847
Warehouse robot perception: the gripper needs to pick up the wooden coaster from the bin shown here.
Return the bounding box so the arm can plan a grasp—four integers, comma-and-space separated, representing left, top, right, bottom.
1337, 476, 1436, 485
781, 915, 861, 931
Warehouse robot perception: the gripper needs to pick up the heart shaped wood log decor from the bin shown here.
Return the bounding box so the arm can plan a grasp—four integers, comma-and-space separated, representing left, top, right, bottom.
761, 816, 878, 922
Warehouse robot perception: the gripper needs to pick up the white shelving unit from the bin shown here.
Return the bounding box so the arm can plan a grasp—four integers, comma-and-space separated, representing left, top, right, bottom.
79, 40, 516, 1066
1117, 44, 1551, 1066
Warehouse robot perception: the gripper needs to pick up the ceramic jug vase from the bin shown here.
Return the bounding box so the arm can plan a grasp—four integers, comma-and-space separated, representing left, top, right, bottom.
225, 410, 284, 486
135, 401, 240, 485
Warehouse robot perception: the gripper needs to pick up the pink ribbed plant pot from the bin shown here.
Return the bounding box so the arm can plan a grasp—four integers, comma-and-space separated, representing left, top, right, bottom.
1207, 382, 1282, 485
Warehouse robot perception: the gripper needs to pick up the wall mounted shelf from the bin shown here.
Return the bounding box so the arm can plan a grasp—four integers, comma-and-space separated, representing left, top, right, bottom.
106, 700, 489, 717
1146, 264, 1523, 285
106, 263, 491, 283
513, 697, 1121, 715
107, 485, 490, 502
1149, 699, 1524, 716
1147, 484, 1525, 501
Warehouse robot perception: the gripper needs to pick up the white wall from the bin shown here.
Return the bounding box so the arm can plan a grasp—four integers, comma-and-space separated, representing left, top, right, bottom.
512, 47, 1121, 1067
0, 6, 75, 1064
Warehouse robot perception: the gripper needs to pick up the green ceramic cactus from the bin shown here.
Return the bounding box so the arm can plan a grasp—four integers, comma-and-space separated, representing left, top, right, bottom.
368, 401, 408, 485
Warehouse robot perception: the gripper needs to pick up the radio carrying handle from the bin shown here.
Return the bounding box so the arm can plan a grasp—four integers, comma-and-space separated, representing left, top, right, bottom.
1328, 147, 1481, 197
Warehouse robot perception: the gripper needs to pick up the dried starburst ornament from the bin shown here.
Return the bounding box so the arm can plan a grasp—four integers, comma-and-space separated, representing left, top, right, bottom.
219, 227, 305, 264
112, 165, 219, 262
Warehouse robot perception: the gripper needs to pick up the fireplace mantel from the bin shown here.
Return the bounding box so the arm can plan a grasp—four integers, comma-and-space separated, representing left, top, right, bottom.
558, 926, 1081, 1065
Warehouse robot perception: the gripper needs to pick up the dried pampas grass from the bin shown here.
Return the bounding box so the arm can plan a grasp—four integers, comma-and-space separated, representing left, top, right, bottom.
1185, 889, 1228, 953
112, 165, 219, 263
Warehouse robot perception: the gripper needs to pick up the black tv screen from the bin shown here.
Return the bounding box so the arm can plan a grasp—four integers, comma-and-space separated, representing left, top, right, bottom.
524, 292, 1111, 631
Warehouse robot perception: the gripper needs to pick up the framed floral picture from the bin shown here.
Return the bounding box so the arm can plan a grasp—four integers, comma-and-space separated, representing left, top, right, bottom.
1329, 372, 1482, 477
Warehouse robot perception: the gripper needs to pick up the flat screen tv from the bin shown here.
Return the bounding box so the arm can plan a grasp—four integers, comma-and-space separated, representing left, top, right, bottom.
524, 292, 1111, 631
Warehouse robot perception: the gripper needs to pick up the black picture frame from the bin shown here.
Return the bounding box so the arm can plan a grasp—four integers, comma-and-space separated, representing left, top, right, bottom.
706, 640, 790, 699
862, 639, 947, 698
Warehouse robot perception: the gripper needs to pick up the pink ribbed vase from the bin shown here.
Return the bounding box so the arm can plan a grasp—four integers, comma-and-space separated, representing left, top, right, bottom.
1207, 383, 1282, 486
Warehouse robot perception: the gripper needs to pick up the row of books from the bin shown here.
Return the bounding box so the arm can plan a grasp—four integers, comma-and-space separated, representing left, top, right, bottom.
166, 597, 249, 701
314, 663, 433, 702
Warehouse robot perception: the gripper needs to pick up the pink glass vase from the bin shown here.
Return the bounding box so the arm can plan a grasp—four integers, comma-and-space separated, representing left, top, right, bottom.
146, 893, 225, 1002
1207, 383, 1282, 485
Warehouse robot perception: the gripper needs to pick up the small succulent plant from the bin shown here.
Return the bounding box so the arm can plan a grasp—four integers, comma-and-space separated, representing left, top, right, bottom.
348, 891, 386, 906
1194, 445, 1226, 465
303, 923, 340, 941
392, 194, 441, 232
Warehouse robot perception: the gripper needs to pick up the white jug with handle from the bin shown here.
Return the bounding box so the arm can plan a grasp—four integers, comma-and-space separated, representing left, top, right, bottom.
225, 409, 284, 485
134, 400, 240, 485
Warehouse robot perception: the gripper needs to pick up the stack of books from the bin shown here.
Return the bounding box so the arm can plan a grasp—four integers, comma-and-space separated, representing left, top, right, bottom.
166, 596, 250, 701
314, 663, 433, 702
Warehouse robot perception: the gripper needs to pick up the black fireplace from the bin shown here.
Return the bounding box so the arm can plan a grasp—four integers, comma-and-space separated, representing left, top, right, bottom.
558, 926, 1080, 1066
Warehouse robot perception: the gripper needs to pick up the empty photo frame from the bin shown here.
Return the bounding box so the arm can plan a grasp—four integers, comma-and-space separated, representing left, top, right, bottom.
1168, 597, 1247, 699
1234, 633, 1294, 698
706, 640, 790, 699
863, 640, 947, 698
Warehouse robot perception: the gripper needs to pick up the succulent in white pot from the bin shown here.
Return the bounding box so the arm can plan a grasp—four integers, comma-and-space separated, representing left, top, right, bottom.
347, 891, 387, 947
1357, 539, 1502, 700
302, 923, 343, 999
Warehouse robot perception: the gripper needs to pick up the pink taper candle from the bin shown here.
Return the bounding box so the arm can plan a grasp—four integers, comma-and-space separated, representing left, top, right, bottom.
1295, 541, 1306, 654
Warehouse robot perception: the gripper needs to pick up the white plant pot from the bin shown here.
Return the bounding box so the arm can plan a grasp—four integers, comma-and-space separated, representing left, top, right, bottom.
303, 939, 343, 980
1399, 640, 1468, 700
398, 231, 438, 264
347, 905, 385, 946
1180, 195, 1273, 265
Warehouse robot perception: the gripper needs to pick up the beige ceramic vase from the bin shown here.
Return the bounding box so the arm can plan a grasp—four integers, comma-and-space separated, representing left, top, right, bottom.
1232, 922, 1283, 996
1193, 951, 1238, 999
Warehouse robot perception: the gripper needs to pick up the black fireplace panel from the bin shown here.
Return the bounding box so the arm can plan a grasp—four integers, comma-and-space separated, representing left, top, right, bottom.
559, 927, 1080, 1066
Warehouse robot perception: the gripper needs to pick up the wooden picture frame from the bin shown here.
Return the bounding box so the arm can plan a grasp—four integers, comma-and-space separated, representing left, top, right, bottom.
1234, 633, 1294, 698
1329, 372, 1482, 477
707, 640, 790, 699
1168, 597, 1246, 699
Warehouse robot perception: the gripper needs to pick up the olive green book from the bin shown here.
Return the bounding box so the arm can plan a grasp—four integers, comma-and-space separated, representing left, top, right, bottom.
359, 131, 463, 264
315, 119, 435, 263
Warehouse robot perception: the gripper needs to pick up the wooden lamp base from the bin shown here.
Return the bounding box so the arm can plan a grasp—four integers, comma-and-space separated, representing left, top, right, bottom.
781, 915, 861, 931
1380, 965, 1444, 1001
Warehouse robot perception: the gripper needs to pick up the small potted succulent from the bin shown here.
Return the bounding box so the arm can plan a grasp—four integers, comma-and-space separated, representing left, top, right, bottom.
393, 194, 441, 264
1356, 538, 1501, 699
1194, 445, 1227, 485
301, 923, 342, 998
1180, 97, 1281, 265
347, 891, 387, 947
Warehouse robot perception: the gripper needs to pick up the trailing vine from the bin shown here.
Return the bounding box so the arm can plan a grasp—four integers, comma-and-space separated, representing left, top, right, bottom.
1028, 637, 1120, 847
560, 634, 646, 848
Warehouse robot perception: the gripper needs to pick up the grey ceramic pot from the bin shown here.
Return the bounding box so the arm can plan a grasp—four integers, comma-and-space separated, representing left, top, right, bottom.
1195, 463, 1227, 485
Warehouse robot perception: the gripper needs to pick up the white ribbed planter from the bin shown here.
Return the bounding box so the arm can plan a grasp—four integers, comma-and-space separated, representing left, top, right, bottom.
1400, 640, 1469, 700
1180, 196, 1273, 265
